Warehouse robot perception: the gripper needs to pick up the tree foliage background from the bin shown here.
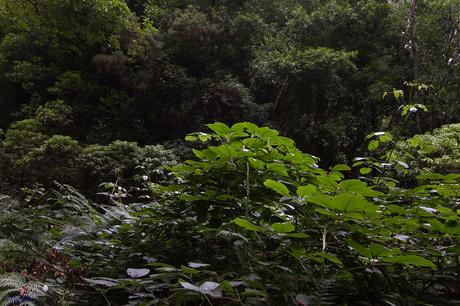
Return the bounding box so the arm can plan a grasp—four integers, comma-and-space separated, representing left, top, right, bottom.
1, 0, 460, 192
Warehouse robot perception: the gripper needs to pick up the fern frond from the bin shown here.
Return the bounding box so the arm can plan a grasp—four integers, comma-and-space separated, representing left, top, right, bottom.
0, 288, 18, 301
0, 273, 47, 306
0, 273, 25, 289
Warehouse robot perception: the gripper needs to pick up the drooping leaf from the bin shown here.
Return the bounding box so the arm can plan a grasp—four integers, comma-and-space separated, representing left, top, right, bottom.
233, 218, 264, 232
264, 179, 290, 196
383, 255, 437, 270
348, 240, 371, 259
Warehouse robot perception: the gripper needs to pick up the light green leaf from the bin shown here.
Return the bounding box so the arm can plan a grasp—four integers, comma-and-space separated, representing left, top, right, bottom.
247, 157, 265, 170
231, 122, 258, 133
332, 164, 351, 171
271, 222, 295, 233
368, 139, 380, 151
185, 135, 197, 141
264, 179, 290, 196
207, 122, 231, 137
333, 193, 371, 212
359, 167, 372, 175
296, 184, 318, 197
393, 89, 404, 98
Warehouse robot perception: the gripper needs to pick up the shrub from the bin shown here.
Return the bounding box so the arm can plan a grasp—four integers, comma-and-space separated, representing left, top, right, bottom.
395, 123, 460, 174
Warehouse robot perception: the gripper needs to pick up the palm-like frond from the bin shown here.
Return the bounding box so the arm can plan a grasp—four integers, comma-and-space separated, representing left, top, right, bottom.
0, 273, 47, 306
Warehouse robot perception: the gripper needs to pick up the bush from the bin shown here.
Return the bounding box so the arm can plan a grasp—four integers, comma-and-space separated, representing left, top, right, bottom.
78, 141, 178, 191
15, 135, 82, 186
395, 123, 460, 174
0, 119, 179, 194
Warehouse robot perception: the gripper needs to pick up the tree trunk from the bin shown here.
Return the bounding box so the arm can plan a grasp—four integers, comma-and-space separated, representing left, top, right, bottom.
409, 0, 422, 133
409, 0, 419, 80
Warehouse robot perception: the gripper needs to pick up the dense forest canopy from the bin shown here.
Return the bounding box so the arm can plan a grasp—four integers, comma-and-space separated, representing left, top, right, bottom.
1, 0, 460, 172
0, 0, 459, 305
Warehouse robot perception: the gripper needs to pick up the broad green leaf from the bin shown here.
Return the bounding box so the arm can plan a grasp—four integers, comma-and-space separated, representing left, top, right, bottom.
332, 164, 351, 171
207, 122, 231, 137
379, 132, 393, 143
296, 184, 318, 197
333, 193, 370, 212
198, 132, 213, 142
264, 179, 290, 196
247, 157, 265, 170
256, 127, 279, 139
387, 205, 406, 215
359, 167, 372, 175
344, 212, 364, 219
416, 173, 443, 181
233, 218, 264, 232
443, 173, 460, 182
339, 179, 381, 197
339, 179, 367, 192
383, 255, 437, 270
409, 135, 421, 147
289, 246, 306, 259
308, 195, 334, 209
312, 252, 343, 266
445, 223, 460, 236
369, 244, 392, 257
314, 175, 338, 189
314, 208, 336, 216
271, 222, 295, 233
185, 135, 197, 141
232, 122, 258, 133
266, 163, 288, 173
348, 240, 371, 259
368, 139, 379, 151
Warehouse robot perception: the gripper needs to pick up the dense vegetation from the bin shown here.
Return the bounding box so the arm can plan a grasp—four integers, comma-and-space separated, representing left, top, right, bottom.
0, 0, 459, 305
